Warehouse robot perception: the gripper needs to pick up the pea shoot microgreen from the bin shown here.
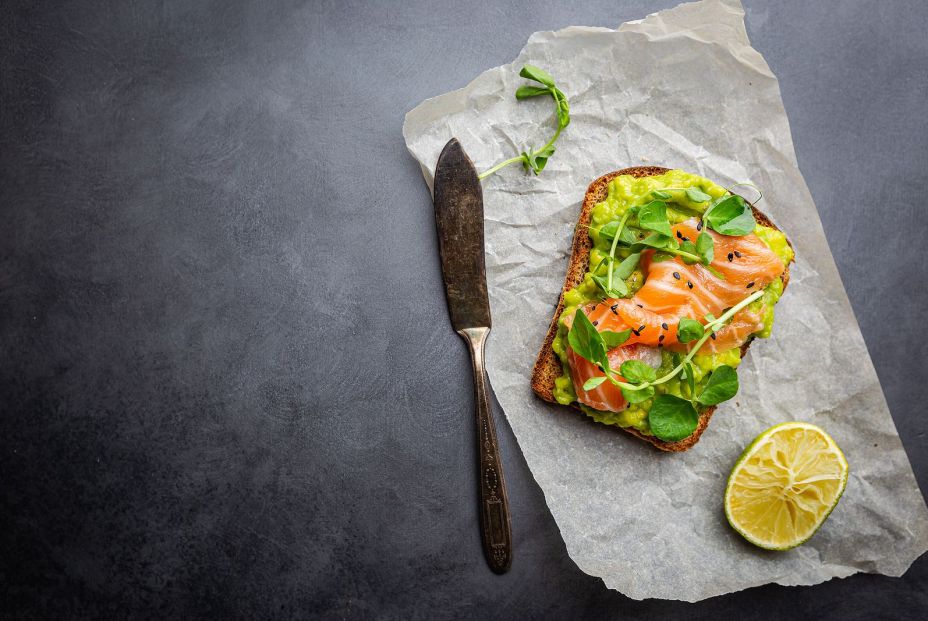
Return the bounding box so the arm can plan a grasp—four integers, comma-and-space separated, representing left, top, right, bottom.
648, 187, 711, 204
630, 227, 710, 265
676, 317, 705, 343
647, 395, 699, 442
695, 232, 714, 264
591, 251, 641, 299
637, 201, 674, 237
696, 365, 739, 405
478, 65, 570, 180
620, 359, 657, 384
649, 187, 758, 237
703, 194, 756, 236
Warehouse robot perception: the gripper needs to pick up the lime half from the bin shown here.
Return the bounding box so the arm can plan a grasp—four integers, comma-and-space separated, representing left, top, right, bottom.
725, 422, 849, 550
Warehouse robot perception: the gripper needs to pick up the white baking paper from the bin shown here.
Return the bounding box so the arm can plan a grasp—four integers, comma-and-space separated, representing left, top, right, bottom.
403, 0, 928, 601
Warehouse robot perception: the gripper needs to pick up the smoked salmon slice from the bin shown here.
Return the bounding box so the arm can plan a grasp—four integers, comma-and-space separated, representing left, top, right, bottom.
568, 343, 662, 411
566, 218, 784, 409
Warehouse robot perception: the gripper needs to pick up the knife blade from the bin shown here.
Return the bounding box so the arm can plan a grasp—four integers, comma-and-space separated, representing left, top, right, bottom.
433, 138, 491, 330
433, 137, 512, 574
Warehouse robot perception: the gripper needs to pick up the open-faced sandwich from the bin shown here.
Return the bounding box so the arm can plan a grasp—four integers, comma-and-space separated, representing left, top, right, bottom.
532, 167, 794, 451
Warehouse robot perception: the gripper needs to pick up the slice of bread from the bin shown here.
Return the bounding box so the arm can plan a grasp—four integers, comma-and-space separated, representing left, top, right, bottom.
530, 167, 792, 452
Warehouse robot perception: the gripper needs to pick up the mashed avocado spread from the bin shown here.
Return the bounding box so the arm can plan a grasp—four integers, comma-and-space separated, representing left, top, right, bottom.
551, 170, 793, 435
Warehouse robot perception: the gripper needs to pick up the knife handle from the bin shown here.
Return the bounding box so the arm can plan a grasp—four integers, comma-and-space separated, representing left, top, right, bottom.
457, 326, 512, 574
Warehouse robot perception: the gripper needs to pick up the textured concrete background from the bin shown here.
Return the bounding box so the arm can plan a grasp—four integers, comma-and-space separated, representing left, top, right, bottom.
2, 1, 927, 618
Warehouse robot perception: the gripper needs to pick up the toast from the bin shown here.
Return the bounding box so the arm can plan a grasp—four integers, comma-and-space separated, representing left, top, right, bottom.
530, 167, 791, 452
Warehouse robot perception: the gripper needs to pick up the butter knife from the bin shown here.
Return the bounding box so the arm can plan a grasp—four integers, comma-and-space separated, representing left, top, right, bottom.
432, 137, 512, 574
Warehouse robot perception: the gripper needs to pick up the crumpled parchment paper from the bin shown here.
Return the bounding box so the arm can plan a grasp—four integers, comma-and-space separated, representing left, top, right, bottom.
403, 0, 928, 602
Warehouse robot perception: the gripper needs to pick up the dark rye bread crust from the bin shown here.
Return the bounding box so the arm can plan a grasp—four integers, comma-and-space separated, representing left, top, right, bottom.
530, 167, 792, 452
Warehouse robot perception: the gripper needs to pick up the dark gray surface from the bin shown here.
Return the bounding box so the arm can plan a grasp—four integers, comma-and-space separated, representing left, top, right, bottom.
1, 0, 927, 618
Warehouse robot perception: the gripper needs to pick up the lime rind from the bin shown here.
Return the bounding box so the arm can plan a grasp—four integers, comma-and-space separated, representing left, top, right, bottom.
724, 422, 849, 551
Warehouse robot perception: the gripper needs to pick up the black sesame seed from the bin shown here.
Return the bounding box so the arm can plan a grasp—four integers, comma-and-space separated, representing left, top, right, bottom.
676, 231, 683, 240
638, 325, 646, 333
631, 329, 640, 337
673, 272, 681, 280
696, 222, 703, 231
727, 252, 734, 262
682, 236, 689, 242
636, 304, 643, 308
746, 281, 754, 289
610, 304, 618, 314
592, 320, 599, 326
687, 281, 694, 289
711, 333, 717, 340
591, 304, 598, 311
659, 334, 665, 342
735, 251, 742, 258
661, 322, 669, 330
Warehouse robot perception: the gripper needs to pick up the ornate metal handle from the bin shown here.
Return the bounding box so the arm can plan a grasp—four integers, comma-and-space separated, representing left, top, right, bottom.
458, 326, 512, 574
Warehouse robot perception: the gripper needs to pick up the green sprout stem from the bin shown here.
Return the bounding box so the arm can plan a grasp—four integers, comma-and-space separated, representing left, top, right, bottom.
478, 125, 563, 180
605, 210, 632, 292
477, 156, 524, 180
725, 182, 764, 203
656, 246, 702, 263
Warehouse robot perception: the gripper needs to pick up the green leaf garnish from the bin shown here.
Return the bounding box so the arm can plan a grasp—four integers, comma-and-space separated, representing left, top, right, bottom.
648, 395, 700, 441
677, 317, 705, 343
598, 221, 618, 240
478, 65, 569, 180
683, 361, 696, 399
685, 187, 712, 203
551, 87, 570, 130
704, 195, 756, 236
602, 329, 632, 348
620, 359, 657, 384
634, 232, 675, 250
696, 365, 739, 405
567, 309, 606, 366
651, 190, 672, 200
597, 221, 636, 244
621, 385, 655, 404
696, 231, 714, 264
591, 272, 628, 298
515, 85, 551, 99
583, 376, 608, 391
519, 64, 555, 88
592, 250, 640, 298
678, 239, 699, 264
614, 252, 641, 279
637, 201, 673, 237
521, 143, 556, 175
